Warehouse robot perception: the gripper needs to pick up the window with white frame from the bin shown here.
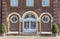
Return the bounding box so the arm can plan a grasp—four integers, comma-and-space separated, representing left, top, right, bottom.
10, 0, 18, 7
10, 16, 18, 23
26, 0, 34, 7
42, 15, 50, 23
42, 0, 50, 7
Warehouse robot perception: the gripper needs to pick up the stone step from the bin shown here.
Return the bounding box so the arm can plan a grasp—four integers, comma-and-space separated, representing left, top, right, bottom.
20, 33, 39, 36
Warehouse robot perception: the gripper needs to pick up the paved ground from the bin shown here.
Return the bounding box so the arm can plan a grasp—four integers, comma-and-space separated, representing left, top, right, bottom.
0, 36, 60, 39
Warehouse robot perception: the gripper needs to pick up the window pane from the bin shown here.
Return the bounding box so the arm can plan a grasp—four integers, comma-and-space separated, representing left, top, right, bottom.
24, 15, 29, 19
31, 21, 36, 29
43, 16, 48, 22
24, 22, 29, 29
45, 17, 48, 21
42, 15, 50, 23
11, 0, 18, 7
12, 17, 17, 22
10, 16, 18, 23
24, 14, 36, 19
26, 0, 34, 7
42, 0, 49, 6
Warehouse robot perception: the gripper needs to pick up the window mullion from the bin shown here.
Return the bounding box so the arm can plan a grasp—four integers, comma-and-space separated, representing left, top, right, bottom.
29, 21, 31, 29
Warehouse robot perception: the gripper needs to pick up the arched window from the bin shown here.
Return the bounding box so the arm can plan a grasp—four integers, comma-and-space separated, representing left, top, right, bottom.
24, 14, 36, 29
23, 14, 37, 33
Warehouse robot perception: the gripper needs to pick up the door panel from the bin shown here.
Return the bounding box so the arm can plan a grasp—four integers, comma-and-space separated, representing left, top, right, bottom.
10, 22, 19, 32
41, 15, 51, 32
9, 15, 19, 32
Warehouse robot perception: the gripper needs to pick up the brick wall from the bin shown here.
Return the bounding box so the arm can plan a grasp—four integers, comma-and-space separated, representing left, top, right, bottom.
0, 0, 2, 26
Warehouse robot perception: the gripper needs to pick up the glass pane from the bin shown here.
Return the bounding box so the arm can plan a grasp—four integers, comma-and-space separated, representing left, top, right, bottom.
45, 17, 48, 21
31, 21, 36, 29
42, 0, 49, 6
26, 0, 34, 6
31, 15, 36, 19
24, 15, 29, 19
24, 21, 29, 29
43, 17, 45, 21
11, 0, 18, 6
24, 14, 36, 29
24, 14, 36, 19
43, 16, 48, 22
10, 16, 18, 23
42, 15, 50, 23
12, 17, 17, 22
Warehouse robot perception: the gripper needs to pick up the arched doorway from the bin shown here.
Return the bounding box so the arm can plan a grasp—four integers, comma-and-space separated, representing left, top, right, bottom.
22, 11, 38, 34
7, 12, 21, 34
9, 15, 19, 32
39, 12, 53, 34
23, 14, 37, 33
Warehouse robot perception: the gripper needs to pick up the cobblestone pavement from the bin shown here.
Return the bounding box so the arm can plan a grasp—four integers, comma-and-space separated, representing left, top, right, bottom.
0, 36, 60, 39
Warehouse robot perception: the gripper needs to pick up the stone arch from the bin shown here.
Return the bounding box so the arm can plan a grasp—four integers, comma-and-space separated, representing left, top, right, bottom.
22, 11, 39, 34
22, 11, 38, 20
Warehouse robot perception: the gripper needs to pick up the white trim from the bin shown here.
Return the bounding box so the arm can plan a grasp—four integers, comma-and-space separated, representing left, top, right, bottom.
10, 16, 18, 23
7, 12, 21, 22
8, 32, 19, 34
22, 11, 38, 20
42, 15, 50, 23
24, 18, 36, 21
41, 32, 52, 34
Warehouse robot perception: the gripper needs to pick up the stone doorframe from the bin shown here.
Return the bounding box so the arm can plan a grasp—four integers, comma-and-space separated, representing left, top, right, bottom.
22, 11, 39, 34
39, 12, 53, 34
7, 12, 21, 34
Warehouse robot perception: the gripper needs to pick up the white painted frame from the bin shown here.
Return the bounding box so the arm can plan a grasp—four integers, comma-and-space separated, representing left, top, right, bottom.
41, 32, 52, 34
10, 16, 18, 23
42, 15, 50, 23
7, 32, 19, 34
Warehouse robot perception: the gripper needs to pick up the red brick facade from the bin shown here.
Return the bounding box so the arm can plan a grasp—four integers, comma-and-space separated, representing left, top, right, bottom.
1, 0, 60, 34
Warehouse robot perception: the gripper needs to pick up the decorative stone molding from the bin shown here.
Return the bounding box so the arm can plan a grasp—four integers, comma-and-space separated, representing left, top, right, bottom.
22, 11, 38, 20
